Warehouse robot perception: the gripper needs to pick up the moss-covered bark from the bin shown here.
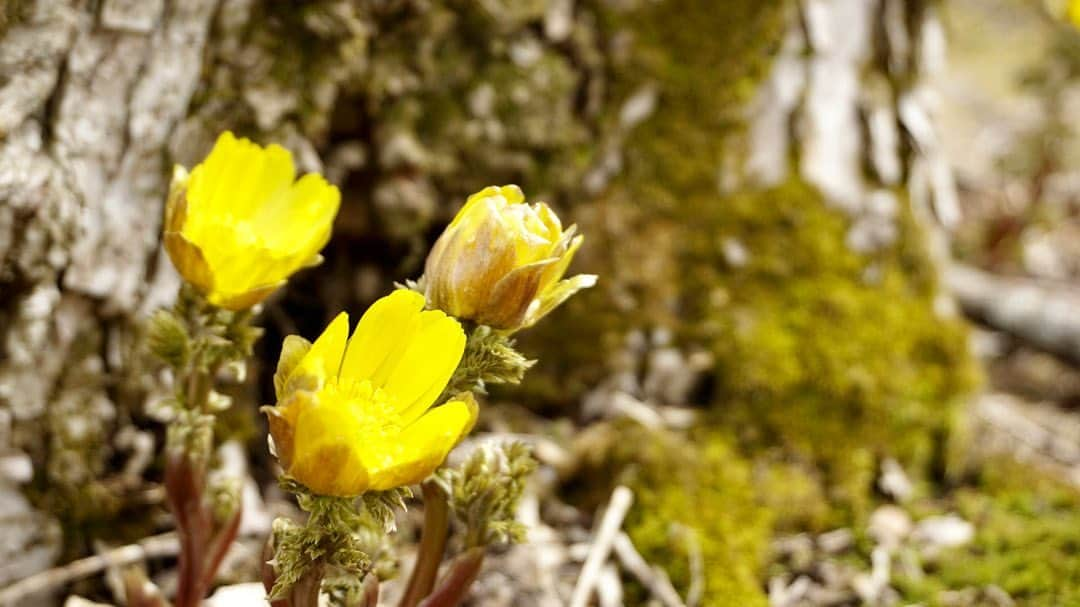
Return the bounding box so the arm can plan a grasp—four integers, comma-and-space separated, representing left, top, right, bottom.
531, 1, 981, 602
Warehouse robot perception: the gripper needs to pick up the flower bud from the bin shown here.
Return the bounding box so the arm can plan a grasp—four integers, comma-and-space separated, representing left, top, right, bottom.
422, 185, 596, 331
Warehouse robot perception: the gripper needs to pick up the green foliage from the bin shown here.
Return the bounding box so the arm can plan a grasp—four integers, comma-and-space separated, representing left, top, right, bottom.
165, 408, 215, 464
442, 325, 535, 398
165, 284, 263, 375
595, 424, 771, 606
896, 460, 1080, 606
438, 441, 537, 548
270, 481, 410, 599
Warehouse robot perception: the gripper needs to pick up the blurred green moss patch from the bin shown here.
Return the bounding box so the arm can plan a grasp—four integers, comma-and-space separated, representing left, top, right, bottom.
569, 423, 772, 606
896, 458, 1080, 606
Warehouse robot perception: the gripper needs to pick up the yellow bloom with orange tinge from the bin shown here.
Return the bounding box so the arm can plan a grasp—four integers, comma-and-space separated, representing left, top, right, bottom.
422, 185, 597, 331
163, 131, 340, 310
265, 290, 476, 497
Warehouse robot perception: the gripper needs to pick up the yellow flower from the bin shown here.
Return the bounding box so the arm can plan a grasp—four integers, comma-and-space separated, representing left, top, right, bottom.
422, 185, 597, 331
164, 131, 340, 310
265, 290, 476, 496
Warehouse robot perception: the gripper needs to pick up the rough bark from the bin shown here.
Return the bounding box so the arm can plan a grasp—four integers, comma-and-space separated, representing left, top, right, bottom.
0, 0, 217, 587
742, 0, 957, 249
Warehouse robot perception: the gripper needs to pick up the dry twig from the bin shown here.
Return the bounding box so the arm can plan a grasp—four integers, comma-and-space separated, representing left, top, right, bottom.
0, 533, 178, 607
612, 532, 687, 607
569, 486, 634, 607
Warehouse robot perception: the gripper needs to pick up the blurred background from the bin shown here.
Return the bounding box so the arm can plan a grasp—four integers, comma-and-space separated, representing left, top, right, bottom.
1, 0, 1080, 605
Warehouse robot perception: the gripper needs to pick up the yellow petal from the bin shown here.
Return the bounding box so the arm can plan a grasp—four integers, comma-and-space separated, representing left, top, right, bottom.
503, 205, 559, 264
274, 335, 313, 400
384, 308, 466, 424
263, 390, 311, 472
290, 312, 350, 389
210, 245, 291, 295
498, 184, 525, 204
164, 166, 190, 234
163, 232, 214, 294
536, 202, 562, 238
452, 186, 505, 227
288, 392, 371, 496
169, 132, 341, 308
538, 230, 583, 293
341, 290, 425, 386
527, 272, 597, 328
186, 131, 296, 223
447, 202, 521, 314
254, 173, 341, 252
208, 280, 284, 311
365, 394, 478, 491
482, 258, 558, 329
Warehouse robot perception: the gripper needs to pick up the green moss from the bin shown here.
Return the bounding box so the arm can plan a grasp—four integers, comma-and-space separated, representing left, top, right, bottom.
529, 0, 975, 523
525, 0, 976, 586
755, 459, 832, 532
896, 460, 1080, 605
574, 424, 771, 606
519, 0, 789, 404
595, 0, 976, 499
691, 181, 979, 519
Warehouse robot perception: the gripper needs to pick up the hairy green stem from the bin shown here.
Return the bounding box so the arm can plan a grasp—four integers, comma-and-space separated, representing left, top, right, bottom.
416, 548, 485, 607
288, 560, 325, 607
186, 360, 208, 409
165, 293, 241, 607
400, 480, 451, 607
362, 576, 380, 607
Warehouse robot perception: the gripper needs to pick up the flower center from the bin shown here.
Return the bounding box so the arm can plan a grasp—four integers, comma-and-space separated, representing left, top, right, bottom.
322, 377, 403, 438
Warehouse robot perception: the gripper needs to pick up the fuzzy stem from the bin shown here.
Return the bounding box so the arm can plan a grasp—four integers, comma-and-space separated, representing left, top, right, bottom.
169, 358, 216, 607
261, 534, 291, 607
201, 500, 243, 591
288, 560, 325, 607
362, 576, 380, 607
399, 480, 451, 607
165, 291, 239, 607
186, 361, 212, 412
416, 548, 485, 607
166, 450, 209, 607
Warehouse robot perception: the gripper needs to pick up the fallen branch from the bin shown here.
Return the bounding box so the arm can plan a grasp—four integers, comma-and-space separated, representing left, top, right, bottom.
0, 532, 178, 607
973, 392, 1080, 488
945, 263, 1080, 365
612, 532, 686, 607
569, 486, 634, 607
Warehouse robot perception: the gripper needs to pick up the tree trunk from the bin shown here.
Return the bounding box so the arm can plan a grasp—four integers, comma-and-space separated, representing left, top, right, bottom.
1, 0, 218, 587
745, 0, 958, 253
